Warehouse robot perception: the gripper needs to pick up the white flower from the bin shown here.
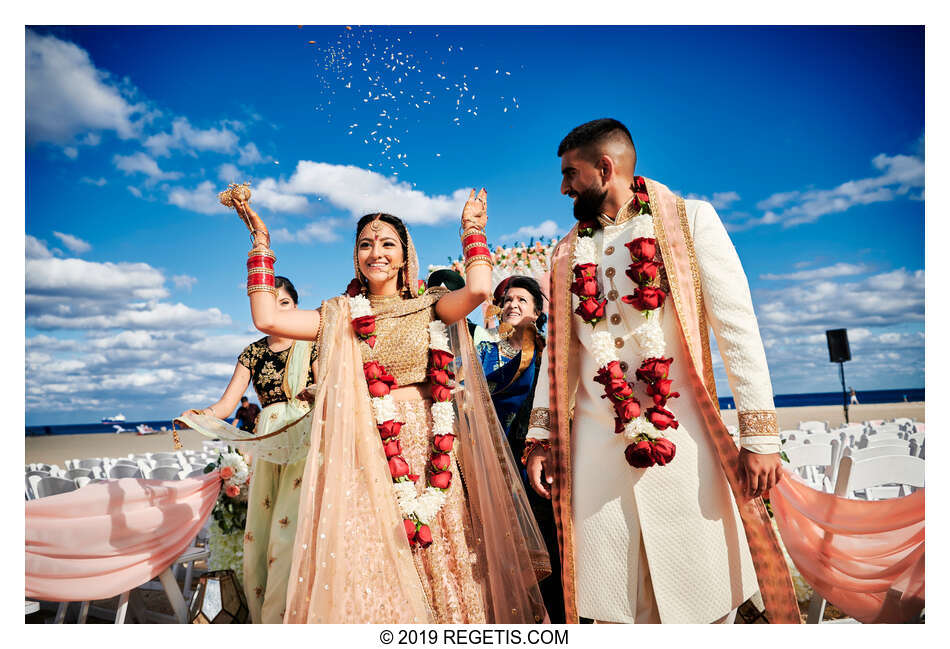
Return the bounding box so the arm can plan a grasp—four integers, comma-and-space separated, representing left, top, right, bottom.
208, 523, 245, 582
372, 395, 396, 424
573, 236, 598, 266
431, 401, 455, 434
348, 294, 373, 319
628, 213, 656, 240
392, 481, 418, 518
428, 320, 451, 352
590, 331, 618, 368
632, 319, 666, 358
414, 488, 447, 523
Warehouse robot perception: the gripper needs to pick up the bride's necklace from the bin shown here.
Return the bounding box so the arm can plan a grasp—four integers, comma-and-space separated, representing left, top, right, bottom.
498, 338, 519, 359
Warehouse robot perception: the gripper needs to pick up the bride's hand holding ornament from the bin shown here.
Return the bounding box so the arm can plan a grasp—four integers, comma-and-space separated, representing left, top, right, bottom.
461, 188, 488, 232
219, 182, 270, 250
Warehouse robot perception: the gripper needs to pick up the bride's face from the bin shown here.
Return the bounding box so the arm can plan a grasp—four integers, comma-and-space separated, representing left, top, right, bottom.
357, 221, 405, 289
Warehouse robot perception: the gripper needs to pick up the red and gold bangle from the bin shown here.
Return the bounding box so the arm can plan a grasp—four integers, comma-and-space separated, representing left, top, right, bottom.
462, 233, 488, 247
520, 439, 551, 466
463, 241, 491, 255
464, 254, 493, 269
247, 284, 277, 296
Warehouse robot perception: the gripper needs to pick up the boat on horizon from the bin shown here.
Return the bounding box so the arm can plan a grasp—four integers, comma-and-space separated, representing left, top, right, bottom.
101, 413, 127, 424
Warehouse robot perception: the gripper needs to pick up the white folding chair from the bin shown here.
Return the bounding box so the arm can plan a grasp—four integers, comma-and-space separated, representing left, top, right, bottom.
799, 420, 829, 434
148, 466, 184, 481
108, 465, 143, 479
806, 452, 925, 623
34, 476, 78, 499
783, 444, 835, 491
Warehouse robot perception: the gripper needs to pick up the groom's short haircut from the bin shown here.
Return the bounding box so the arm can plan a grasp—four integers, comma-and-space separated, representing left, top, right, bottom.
557, 118, 635, 159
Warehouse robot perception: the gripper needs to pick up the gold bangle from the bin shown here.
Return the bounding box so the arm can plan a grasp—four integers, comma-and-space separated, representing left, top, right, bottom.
248, 248, 276, 260
247, 285, 278, 296
460, 226, 486, 239
521, 439, 551, 466
464, 255, 493, 268
247, 267, 275, 277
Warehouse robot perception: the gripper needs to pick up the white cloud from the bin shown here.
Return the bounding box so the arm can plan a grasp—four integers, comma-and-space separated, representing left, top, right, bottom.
251, 177, 310, 213
26, 30, 145, 147
173, 274, 198, 291
26, 257, 167, 300
167, 181, 226, 215
28, 302, 231, 331
754, 268, 924, 335
499, 219, 564, 243
270, 219, 344, 244
52, 231, 92, 254
26, 235, 53, 259
237, 142, 270, 166
280, 160, 470, 224
760, 262, 872, 281
127, 185, 143, 198
80, 176, 107, 186
218, 163, 243, 183
684, 191, 741, 210
143, 116, 240, 157
733, 145, 924, 229
113, 151, 182, 183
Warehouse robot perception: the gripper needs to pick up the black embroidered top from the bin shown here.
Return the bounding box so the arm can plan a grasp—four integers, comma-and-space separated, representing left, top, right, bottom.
238, 337, 318, 408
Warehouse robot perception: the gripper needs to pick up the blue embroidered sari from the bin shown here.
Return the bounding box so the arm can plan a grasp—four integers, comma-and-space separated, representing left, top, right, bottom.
476, 339, 538, 439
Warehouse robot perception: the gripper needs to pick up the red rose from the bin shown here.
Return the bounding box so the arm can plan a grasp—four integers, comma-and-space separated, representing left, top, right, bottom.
378, 419, 402, 440
573, 263, 598, 279
575, 297, 607, 322
404, 519, 417, 545
650, 437, 676, 466
352, 315, 376, 337
382, 438, 402, 458
431, 383, 453, 402
417, 279, 426, 296
428, 368, 454, 386
367, 379, 392, 397
646, 406, 679, 431
646, 379, 680, 406
430, 452, 451, 471
429, 470, 452, 490
613, 397, 642, 421
433, 434, 455, 452
624, 440, 656, 468
225, 484, 241, 498
633, 176, 648, 192
416, 524, 433, 548
364, 335, 377, 349
636, 357, 674, 384
430, 349, 454, 370
345, 278, 363, 297
388, 456, 410, 479
614, 417, 627, 435
603, 379, 633, 400
363, 361, 394, 384
634, 190, 650, 206
625, 237, 657, 261
594, 360, 625, 386
570, 275, 601, 298
622, 286, 666, 311
625, 260, 662, 285
407, 473, 420, 482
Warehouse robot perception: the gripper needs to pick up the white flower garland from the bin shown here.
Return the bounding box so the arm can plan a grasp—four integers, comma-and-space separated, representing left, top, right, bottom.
351, 296, 454, 526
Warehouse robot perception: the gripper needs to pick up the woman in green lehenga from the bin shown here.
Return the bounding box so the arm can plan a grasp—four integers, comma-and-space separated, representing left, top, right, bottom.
179, 276, 319, 623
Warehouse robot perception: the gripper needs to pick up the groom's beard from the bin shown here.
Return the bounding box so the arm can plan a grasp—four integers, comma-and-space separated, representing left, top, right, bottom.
573, 184, 609, 220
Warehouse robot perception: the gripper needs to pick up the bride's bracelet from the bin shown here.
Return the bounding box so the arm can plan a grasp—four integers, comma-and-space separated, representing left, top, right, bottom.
247, 248, 277, 296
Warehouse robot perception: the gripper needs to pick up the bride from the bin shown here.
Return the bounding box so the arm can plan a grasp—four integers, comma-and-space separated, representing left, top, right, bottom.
200, 186, 549, 623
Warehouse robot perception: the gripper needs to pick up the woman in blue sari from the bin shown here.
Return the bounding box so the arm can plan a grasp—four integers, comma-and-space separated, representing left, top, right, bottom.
475, 276, 564, 623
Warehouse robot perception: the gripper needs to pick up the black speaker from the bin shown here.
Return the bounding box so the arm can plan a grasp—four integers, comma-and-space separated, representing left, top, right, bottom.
826, 329, 851, 363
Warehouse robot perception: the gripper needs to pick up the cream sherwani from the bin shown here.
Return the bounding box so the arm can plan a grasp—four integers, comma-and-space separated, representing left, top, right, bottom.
528, 199, 780, 623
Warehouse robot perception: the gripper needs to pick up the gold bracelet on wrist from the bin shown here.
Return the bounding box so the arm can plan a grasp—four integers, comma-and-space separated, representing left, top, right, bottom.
463, 241, 491, 254
460, 227, 486, 240
247, 267, 275, 277
247, 285, 278, 296
464, 255, 493, 268
247, 248, 276, 259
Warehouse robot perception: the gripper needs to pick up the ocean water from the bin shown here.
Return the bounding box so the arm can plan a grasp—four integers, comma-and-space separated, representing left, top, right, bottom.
27, 387, 925, 436
717, 388, 925, 410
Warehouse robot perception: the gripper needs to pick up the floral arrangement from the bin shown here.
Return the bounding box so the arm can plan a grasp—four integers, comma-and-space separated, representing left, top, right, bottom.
345, 285, 458, 550
573, 177, 680, 469
204, 447, 251, 579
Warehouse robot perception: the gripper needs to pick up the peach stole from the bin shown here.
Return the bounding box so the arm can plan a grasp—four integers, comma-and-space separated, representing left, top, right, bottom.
545, 178, 800, 623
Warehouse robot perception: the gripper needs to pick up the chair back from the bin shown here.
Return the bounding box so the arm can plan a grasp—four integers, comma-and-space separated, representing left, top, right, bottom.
834, 453, 925, 497
149, 466, 184, 481
108, 464, 143, 479
184, 468, 207, 479
64, 468, 94, 481
76, 458, 103, 470
847, 444, 912, 462
25, 474, 46, 500
154, 458, 182, 469
784, 444, 835, 489
799, 420, 828, 433
35, 476, 78, 499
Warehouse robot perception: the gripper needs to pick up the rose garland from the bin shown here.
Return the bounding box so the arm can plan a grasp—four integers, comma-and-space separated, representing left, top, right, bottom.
571, 177, 680, 468
347, 291, 457, 550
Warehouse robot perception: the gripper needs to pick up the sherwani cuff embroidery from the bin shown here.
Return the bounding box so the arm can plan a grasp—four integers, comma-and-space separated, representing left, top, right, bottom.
741, 438, 782, 454
529, 407, 552, 432
737, 410, 779, 438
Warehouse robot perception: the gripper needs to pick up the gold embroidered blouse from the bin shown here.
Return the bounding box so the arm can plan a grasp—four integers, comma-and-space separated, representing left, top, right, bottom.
238, 337, 318, 407
359, 287, 448, 386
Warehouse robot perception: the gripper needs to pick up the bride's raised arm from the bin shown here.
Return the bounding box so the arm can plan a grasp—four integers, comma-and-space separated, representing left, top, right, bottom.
228, 191, 321, 340
435, 188, 493, 324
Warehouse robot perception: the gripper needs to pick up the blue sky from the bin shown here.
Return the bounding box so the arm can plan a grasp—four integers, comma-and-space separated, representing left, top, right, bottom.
25, 25, 924, 425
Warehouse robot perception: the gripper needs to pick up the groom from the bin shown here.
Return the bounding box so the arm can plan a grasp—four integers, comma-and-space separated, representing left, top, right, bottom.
524, 118, 798, 624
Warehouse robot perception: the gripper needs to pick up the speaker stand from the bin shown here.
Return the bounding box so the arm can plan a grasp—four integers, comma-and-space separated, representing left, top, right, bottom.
838, 362, 849, 424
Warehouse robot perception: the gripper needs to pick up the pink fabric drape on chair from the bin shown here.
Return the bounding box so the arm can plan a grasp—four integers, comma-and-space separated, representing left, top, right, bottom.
26, 472, 220, 602
771, 470, 924, 623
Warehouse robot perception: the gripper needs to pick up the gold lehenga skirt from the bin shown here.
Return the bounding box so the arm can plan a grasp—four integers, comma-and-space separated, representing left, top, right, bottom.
397, 399, 487, 624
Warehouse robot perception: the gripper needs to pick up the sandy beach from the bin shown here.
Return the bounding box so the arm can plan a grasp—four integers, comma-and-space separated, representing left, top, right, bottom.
26, 402, 924, 467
